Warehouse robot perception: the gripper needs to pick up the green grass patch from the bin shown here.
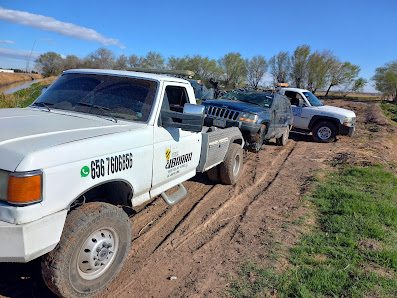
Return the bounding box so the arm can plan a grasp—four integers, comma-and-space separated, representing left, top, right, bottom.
380, 102, 397, 124
227, 165, 397, 297
0, 82, 49, 108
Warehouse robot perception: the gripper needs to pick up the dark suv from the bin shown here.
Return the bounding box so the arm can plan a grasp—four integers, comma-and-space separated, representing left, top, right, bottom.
202, 91, 293, 151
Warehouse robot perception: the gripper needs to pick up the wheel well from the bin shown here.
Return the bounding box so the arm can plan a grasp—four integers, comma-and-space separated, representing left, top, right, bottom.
311, 118, 339, 133
233, 138, 243, 146
71, 180, 133, 210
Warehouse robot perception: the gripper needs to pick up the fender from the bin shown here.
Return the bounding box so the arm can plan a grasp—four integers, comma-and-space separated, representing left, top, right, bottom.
308, 115, 341, 131
69, 178, 134, 208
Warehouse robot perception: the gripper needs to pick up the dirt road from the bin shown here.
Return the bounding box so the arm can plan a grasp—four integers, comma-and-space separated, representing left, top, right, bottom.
0, 99, 394, 298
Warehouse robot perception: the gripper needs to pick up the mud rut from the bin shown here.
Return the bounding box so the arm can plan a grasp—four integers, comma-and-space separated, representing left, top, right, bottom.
0, 100, 390, 298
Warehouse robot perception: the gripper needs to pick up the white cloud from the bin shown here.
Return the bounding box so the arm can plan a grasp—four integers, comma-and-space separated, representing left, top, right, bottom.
0, 47, 40, 60
0, 40, 15, 44
0, 7, 125, 49
39, 38, 56, 45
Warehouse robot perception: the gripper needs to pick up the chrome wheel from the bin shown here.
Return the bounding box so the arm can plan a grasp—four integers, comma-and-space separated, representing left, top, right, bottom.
77, 227, 119, 280
233, 154, 241, 176
317, 126, 332, 140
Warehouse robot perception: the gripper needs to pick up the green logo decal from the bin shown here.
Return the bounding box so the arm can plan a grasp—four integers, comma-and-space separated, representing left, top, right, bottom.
81, 166, 90, 177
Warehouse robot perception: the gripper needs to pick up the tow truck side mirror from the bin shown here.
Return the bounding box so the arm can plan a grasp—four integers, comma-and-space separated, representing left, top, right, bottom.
161, 104, 204, 133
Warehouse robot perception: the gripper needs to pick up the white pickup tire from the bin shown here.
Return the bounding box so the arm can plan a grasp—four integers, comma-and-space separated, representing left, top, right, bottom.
41, 202, 132, 297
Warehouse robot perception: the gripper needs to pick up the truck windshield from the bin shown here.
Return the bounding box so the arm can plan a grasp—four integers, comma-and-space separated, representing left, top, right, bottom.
33, 73, 158, 122
223, 91, 273, 108
303, 92, 323, 106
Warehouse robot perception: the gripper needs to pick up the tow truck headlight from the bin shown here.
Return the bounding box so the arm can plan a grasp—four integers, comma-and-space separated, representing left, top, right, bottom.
7, 170, 43, 205
239, 113, 258, 123
343, 117, 356, 127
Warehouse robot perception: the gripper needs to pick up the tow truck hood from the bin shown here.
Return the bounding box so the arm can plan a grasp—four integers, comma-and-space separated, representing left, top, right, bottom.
314, 105, 356, 118
203, 99, 266, 113
0, 108, 144, 171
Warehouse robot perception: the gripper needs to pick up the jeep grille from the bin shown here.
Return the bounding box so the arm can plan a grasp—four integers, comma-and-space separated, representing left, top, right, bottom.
206, 106, 241, 120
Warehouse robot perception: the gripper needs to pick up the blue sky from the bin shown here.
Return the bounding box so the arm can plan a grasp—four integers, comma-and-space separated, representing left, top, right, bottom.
0, 0, 396, 92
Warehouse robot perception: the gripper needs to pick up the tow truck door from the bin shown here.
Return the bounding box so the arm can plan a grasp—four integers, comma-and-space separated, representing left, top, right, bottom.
150, 83, 201, 198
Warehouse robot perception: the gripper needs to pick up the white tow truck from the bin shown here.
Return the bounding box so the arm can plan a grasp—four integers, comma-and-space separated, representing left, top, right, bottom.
0, 69, 244, 297
279, 86, 356, 142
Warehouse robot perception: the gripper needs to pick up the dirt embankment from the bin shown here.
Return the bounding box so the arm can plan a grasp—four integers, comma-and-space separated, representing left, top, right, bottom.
0, 73, 42, 86
0, 99, 394, 298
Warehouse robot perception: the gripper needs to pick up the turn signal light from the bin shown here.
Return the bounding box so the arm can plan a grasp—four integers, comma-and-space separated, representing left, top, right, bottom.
7, 171, 42, 205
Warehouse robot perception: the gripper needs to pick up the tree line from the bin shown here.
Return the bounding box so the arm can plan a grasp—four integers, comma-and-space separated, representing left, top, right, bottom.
35, 45, 367, 95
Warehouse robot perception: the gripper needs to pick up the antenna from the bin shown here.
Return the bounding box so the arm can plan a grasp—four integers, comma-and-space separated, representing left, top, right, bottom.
26, 40, 36, 73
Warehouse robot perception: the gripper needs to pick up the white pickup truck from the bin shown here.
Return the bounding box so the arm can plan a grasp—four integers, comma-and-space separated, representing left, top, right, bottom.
0, 69, 244, 297
279, 87, 356, 142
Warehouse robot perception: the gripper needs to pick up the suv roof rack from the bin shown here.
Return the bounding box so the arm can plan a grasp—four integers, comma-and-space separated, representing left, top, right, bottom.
126, 68, 195, 78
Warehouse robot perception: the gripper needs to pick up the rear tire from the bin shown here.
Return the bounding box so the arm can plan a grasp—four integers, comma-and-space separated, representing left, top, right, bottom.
276, 126, 290, 146
207, 165, 221, 183
41, 202, 132, 298
312, 121, 336, 143
220, 143, 243, 185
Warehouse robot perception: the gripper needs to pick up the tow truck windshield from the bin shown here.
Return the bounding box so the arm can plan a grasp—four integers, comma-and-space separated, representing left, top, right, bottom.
33, 73, 158, 122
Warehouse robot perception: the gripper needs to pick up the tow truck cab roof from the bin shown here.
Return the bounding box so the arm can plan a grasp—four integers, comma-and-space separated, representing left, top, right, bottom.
63, 69, 190, 85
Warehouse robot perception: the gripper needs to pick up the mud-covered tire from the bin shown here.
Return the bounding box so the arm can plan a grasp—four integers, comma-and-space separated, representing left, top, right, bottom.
41, 202, 132, 298
250, 124, 266, 152
220, 143, 243, 185
276, 126, 290, 146
312, 121, 336, 143
207, 165, 221, 183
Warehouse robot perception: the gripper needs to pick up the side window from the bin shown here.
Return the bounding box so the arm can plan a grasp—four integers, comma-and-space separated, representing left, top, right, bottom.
284, 91, 301, 106
164, 86, 188, 113
159, 85, 188, 127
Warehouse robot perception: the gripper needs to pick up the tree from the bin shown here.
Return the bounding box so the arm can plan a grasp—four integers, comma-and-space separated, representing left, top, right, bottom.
35, 52, 64, 77
269, 51, 290, 85
306, 50, 332, 93
290, 45, 310, 88
188, 55, 222, 81
87, 47, 115, 69
245, 55, 267, 90
140, 51, 165, 69
167, 55, 189, 70
325, 60, 360, 96
114, 54, 128, 70
218, 52, 247, 88
63, 55, 81, 70
127, 54, 142, 68
372, 61, 397, 100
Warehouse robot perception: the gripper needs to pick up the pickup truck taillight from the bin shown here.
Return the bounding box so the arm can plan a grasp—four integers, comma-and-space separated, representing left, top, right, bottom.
7, 170, 43, 205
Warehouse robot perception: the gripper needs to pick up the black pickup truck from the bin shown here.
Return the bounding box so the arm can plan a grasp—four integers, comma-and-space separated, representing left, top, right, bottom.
202, 91, 293, 151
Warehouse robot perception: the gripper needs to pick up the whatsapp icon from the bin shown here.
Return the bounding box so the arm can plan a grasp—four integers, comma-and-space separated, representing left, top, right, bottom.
81, 166, 90, 177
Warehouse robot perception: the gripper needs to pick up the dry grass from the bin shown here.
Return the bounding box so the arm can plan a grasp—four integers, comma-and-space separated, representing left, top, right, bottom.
0, 73, 42, 86
0, 76, 57, 108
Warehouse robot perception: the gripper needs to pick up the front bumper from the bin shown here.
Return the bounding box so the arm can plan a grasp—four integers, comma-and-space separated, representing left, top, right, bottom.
339, 124, 355, 137
204, 117, 261, 136
0, 209, 67, 262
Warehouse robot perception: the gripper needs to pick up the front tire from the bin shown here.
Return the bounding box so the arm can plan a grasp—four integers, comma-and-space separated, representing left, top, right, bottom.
220, 143, 243, 185
312, 121, 337, 143
42, 202, 132, 297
